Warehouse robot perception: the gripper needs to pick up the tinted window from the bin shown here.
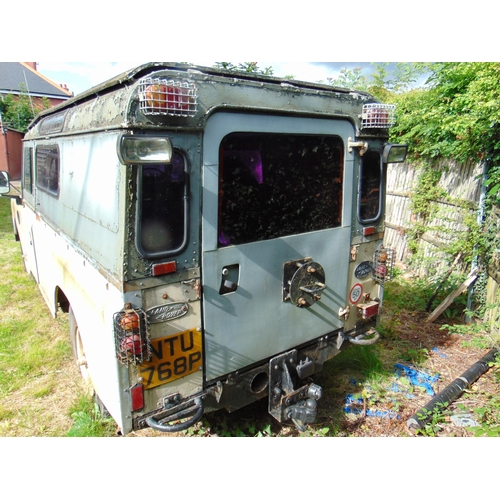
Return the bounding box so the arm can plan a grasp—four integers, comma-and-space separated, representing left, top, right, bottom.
36, 145, 59, 196
359, 150, 382, 222
137, 151, 187, 256
218, 133, 343, 246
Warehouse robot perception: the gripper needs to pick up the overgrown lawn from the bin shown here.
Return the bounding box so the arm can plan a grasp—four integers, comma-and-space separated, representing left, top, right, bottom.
0, 196, 108, 436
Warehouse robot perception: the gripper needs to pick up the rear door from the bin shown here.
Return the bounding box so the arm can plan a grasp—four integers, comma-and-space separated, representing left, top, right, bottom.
201, 113, 355, 381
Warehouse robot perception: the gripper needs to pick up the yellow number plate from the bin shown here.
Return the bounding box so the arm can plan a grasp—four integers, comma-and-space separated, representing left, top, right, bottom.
139, 329, 202, 389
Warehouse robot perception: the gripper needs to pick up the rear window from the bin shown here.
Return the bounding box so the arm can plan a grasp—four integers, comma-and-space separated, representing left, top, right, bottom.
218, 133, 344, 246
137, 151, 188, 257
359, 149, 382, 222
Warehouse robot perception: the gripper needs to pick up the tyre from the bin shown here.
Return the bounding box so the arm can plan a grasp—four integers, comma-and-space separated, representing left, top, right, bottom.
69, 306, 111, 419
69, 306, 90, 382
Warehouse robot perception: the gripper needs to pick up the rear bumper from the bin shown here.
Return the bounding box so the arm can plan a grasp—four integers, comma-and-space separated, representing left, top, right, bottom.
134, 321, 379, 432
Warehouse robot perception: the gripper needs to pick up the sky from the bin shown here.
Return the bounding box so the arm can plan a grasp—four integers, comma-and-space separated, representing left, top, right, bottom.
6, 0, 496, 100
36, 62, 375, 97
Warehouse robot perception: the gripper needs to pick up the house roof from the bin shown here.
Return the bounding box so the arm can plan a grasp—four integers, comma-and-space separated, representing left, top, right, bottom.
0, 62, 72, 99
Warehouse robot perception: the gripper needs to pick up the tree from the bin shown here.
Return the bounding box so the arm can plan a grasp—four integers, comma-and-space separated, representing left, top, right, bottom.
390, 63, 500, 185
327, 63, 429, 101
0, 84, 50, 132
214, 62, 274, 76
328, 67, 370, 91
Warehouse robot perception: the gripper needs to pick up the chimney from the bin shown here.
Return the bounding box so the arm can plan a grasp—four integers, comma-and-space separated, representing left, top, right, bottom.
23, 62, 38, 71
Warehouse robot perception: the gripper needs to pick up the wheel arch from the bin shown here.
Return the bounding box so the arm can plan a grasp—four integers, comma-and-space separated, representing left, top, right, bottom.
55, 286, 70, 315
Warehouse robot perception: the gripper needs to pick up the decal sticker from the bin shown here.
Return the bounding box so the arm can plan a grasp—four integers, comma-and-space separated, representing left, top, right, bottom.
349, 283, 363, 304
354, 261, 373, 279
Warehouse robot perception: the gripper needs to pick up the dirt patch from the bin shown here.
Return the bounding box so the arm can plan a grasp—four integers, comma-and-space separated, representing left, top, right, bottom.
327, 313, 498, 438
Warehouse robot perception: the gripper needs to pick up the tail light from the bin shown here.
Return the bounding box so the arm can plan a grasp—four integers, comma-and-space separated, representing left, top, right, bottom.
373, 247, 396, 284
138, 77, 198, 117
361, 103, 396, 129
357, 300, 380, 320
114, 306, 150, 365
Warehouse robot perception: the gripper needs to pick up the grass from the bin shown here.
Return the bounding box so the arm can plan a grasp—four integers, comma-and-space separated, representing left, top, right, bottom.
0, 196, 112, 437
66, 393, 116, 437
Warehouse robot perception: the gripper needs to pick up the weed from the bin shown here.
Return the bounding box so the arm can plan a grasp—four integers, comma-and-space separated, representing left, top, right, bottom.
406, 347, 429, 367
383, 275, 433, 314
415, 402, 450, 436
300, 426, 332, 437
66, 393, 116, 437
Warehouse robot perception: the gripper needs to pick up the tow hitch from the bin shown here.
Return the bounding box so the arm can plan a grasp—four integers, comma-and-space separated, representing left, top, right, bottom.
269, 350, 323, 431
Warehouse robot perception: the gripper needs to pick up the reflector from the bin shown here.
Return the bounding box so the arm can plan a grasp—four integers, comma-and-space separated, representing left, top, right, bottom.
131, 383, 144, 412
152, 261, 177, 276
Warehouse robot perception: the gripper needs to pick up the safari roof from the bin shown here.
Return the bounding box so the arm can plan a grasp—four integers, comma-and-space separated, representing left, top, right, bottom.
25, 62, 379, 139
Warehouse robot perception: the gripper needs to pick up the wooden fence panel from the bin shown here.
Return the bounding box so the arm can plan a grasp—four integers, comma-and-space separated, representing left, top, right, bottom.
384, 159, 484, 275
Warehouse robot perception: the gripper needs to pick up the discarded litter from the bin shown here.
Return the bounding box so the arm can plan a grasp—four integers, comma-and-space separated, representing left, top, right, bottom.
343, 394, 399, 419
386, 381, 416, 398
450, 413, 478, 427
343, 365, 441, 420
394, 363, 439, 395
432, 347, 449, 358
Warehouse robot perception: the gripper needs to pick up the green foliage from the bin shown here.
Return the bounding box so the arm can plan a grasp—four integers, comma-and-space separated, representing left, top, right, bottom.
328, 67, 370, 91
66, 394, 116, 437
383, 274, 432, 313
391, 63, 500, 183
214, 62, 274, 76
349, 345, 384, 376
415, 402, 450, 436
200, 410, 276, 437
1, 84, 50, 132
405, 347, 429, 367
327, 62, 429, 101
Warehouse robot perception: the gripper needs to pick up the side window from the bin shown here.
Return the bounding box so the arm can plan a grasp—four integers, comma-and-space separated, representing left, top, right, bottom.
137, 151, 188, 257
23, 147, 33, 194
218, 133, 344, 246
358, 149, 382, 222
36, 145, 60, 197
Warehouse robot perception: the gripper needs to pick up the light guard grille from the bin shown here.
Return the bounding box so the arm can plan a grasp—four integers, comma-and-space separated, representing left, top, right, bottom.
361, 103, 396, 129
114, 308, 150, 365
373, 247, 396, 284
138, 77, 198, 117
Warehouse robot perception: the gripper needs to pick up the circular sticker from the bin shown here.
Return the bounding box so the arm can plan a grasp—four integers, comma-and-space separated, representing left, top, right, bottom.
349, 283, 363, 304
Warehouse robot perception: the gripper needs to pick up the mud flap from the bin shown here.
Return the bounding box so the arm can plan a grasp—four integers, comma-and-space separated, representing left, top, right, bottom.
268, 350, 322, 432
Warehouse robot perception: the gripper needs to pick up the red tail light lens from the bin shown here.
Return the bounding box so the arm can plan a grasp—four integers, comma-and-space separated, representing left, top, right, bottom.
357, 301, 380, 320
138, 78, 198, 117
